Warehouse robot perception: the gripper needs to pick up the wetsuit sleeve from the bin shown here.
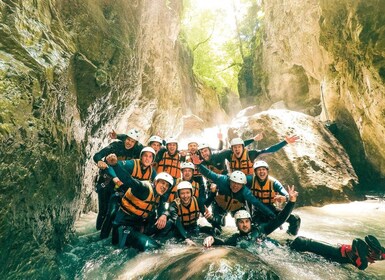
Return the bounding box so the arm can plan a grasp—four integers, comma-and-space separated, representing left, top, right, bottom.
93, 142, 119, 163
151, 168, 157, 181
218, 139, 224, 151
244, 139, 254, 147
243, 188, 276, 218
248, 140, 288, 161
204, 191, 216, 207
214, 149, 233, 162
126, 177, 150, 200
198, 164, 227, 185
156, 147, 167, 163
157, 197, 168, 217
175, 218, 189, 240
214, 234, 239, 246
117, 134, 127, 141
258, 201, 295, 235
246, 175, 253, 189
273, 180, 289, 197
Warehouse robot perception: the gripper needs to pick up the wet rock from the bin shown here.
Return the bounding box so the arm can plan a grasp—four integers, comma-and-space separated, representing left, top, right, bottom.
228, 109, 359, 206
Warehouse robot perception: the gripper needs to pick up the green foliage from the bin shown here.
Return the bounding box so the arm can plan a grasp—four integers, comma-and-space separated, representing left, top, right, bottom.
181, 0, 263, 95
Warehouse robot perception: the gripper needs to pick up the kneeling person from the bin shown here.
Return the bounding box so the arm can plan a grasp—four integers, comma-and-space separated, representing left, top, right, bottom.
112, 172, 174, 251
168, 181, 212, 246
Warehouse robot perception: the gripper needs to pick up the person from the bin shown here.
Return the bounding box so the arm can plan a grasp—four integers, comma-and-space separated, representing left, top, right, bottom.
92, 128, 143, 230
111, 172, 174, 251
156, 137, 185, 180
249, 160, 301, 235
167, 162, 206, 206
215, 134, 299, 175
148, 135, 164, 154
166, 181, 213, 246
98, 147, 157, 239
191, 154, 276, 233
106, 146, 157, 192
203, 185, 298, 247
290, 234, 384, 270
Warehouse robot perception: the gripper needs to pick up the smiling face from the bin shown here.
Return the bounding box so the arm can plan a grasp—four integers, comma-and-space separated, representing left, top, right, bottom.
150, 141, 161, 153
255, 167, 268, 181
155, 179, 170, 196
231, 144, 244, 158
167, 143, 177, 155
124, 136, 137, 150
178, 188, 192, 206
199, 147, 211, 161
141, 151, 154, 167
236, 218, 251, 234
188, 142, 198, 154
182, 168, 193, 181
230, 181, 243, 193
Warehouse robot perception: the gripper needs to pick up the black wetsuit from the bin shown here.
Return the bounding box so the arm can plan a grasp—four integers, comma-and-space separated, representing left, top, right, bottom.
211, 201, 295, 246
93, 140, 143, 230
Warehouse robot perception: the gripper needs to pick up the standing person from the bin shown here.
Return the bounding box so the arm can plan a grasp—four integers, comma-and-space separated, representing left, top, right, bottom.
203, 185, 298, 247
93, 128, 142, 230
216, 135, 299, 175
249, 160, 301, 235
156, 137, 185, 180
190, 154, 276, 233
106, 146, 157, 192
99, 147, 157, 239
166, 181, 213, 246
167, 162, 206, 205
112, 172, 174, 251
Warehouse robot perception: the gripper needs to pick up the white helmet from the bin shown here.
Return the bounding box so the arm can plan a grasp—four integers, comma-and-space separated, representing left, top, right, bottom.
140, 146, 156, 161
180, 162, 195, 170
165, 137, 178, 145
188, 139, 198, 145
127, 129, 140, 141
229, 171, 247, 184
234, 210, 251, 220
230, 137, 244, 146
148, 135, 163, 144
154, 172, 174, 186
253, 160, 269, 170
177, 181, 193, 191
198, 142, 210, 150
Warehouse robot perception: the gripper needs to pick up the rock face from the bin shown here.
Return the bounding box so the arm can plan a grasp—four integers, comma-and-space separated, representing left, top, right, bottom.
243, 0, 385, 185
228, 109, 359, 206
0, 0, 226, 278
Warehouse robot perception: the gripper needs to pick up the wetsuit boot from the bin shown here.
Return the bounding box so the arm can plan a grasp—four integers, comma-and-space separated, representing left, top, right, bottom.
342, 238, 369, 270
364, 235, 385, 261
287, 214, 301, 236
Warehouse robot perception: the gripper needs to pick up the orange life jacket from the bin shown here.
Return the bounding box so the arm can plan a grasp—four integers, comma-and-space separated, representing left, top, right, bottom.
177, 196, 200, 226
132, 159, 153, 181
157, 152, 181, 179
250, 176, 277, 205
230, 149, 253, 175
214, 193, 244, 212
120, 182, 160, 218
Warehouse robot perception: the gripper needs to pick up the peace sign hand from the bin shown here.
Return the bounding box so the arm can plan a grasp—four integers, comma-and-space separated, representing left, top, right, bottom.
287, 185, 298, 202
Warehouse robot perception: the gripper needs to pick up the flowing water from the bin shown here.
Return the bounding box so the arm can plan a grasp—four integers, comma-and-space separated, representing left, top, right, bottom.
58, 195, 385, 280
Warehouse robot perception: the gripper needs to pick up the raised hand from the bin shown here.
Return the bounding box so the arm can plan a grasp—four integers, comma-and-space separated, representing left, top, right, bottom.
287, 185, 298, 202
254, 132, 264, 142
204, 206, 212, 220
109, 129, 117, 139
285, 135, 299, 144
106, 153, 118, 166
190, 154, 203, 165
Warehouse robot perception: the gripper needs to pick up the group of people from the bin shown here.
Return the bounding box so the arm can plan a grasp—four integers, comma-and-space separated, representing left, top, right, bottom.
92, 128, 384, 271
